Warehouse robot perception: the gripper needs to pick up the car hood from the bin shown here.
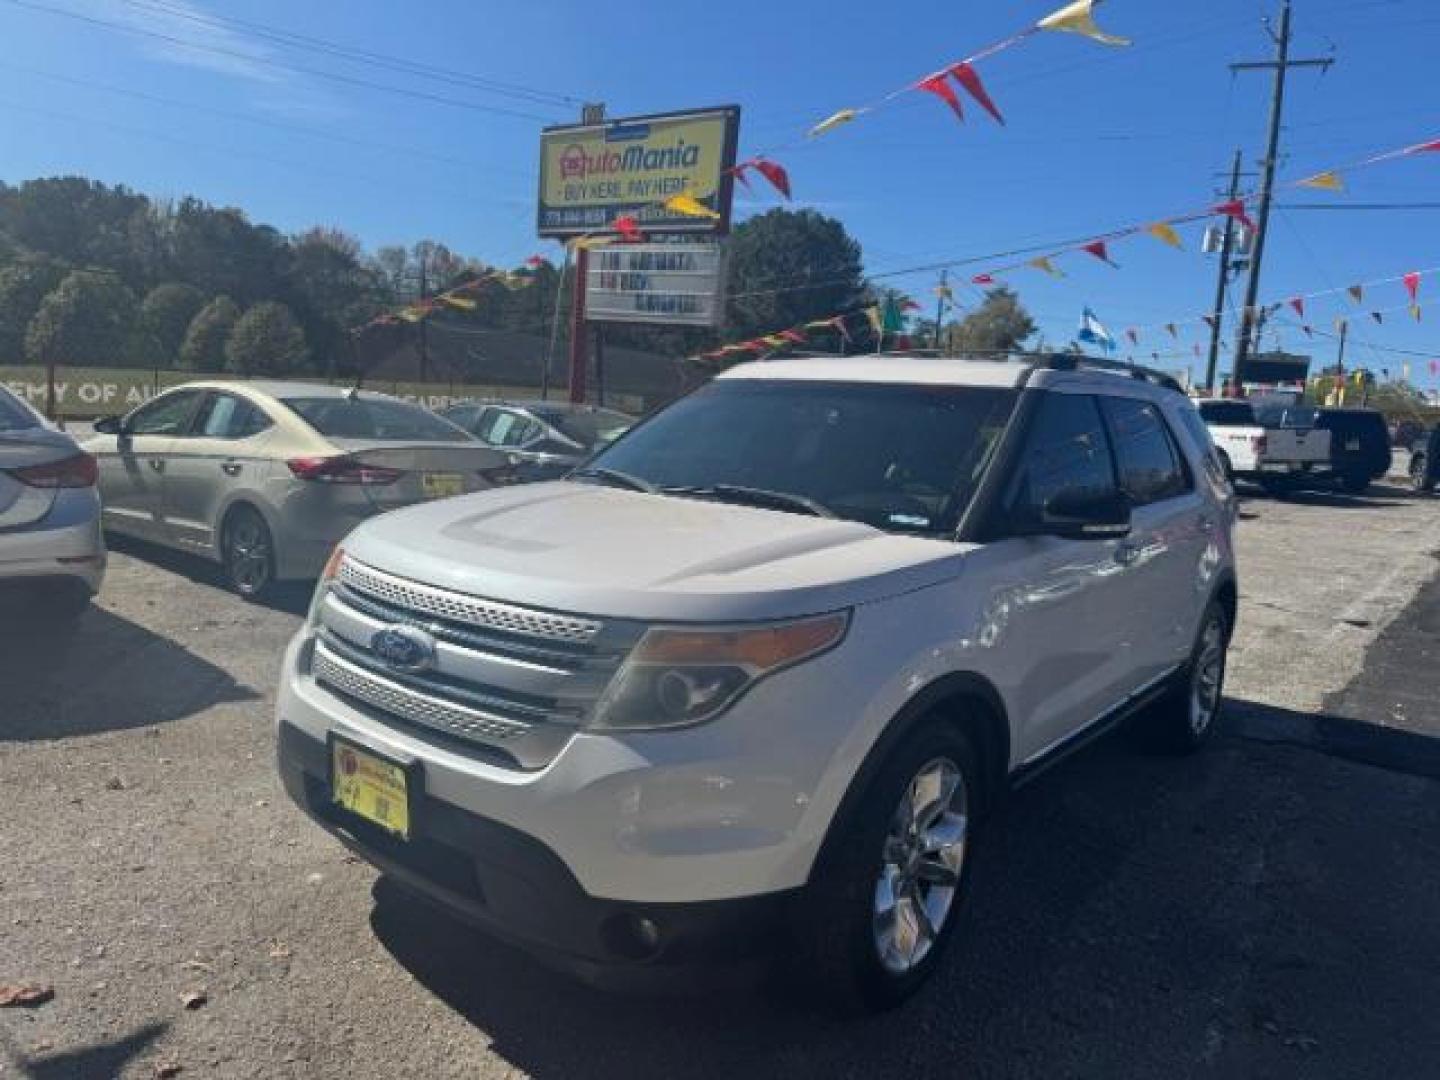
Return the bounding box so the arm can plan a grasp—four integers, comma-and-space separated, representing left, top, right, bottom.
343, 481, 971, 622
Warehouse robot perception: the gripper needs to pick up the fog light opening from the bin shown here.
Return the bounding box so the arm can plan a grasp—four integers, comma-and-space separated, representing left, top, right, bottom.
600, 912, 664, 961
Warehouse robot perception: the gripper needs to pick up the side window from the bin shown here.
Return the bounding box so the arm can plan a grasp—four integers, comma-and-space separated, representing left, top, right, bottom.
1175, 404, 1227, 486
128, 391, 201, 436
444, 405, 482, 432
193, 394, 273, 439
1006, 393, 1118, 527
474, 408, 510, 446
1100, 397, 1191, 506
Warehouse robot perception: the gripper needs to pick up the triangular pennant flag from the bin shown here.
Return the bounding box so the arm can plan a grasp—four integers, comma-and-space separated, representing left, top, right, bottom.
1146, 222, 1184, 250
1165, 323, 1178, 339
900, 299, 923, 312
1404, 271, 1422, 303
1371, 311, 1384, 325
865, 305, 884, 334
1302, 325, 1313, 338
779, 329, 807, 344
1028, 256, 1065, 277
915, 73, 964, 123
1405, 139, 1440, 155
614, 215, 643, 241
1193, 344, 1201, 358
1037, 0, 1132, 46
948, 63, 1005, 124
1430, 360, 1439, 376
663, 193, 721, 220
1289, 296, 1305, 318
525, 255, 547, 268
1126, 328, 1139, 346
1347, 284, 1363, 304
1214, 199, 1257, 232
934, 283, 954, 300
829, 315, 852, 341
1334, 317, 1348, 334
1298, 171, 1344, 192
804, 319, 834, 331
1081, 240, 1118, 267
810, 109, 862, 137
437, 294, 478, 311
972, 273, 996, 286
730, 165, 754, 192
1202, 315, 1218, 331
1411, 304, 1423, 323
752, 159, 792, 200
762, 334, 790, 348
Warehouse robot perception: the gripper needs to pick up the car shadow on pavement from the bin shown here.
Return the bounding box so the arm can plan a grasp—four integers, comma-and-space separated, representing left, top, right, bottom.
366, 700, 1440, 1080
0, 603, 257, 741
5, 1023, 169, 1080
104, 533, 312, 617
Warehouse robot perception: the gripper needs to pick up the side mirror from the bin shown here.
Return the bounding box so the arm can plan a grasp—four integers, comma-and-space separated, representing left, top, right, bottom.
1036, 489, 1132, 540
93, 415, 124, 436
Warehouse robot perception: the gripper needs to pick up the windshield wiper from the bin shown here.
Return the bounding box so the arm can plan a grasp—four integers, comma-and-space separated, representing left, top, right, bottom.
570, 466, 657, 494
666, 484, 836, 519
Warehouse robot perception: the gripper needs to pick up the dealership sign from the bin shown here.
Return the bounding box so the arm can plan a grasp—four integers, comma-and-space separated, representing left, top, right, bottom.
538, 107, 740, 237
586, 242, 727, 328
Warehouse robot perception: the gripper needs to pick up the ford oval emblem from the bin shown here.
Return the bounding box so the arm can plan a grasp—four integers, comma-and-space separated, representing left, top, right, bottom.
370, 624, 436, 674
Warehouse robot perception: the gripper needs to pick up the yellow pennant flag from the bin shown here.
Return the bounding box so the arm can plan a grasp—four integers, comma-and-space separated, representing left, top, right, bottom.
569, 235, 613, 251
1037, 0, 1132, 46
810, 108, 863, 137
663, 193, 720, 220
1145, 222, 1184, 250
1027, 256, 1065, 278
397, 308, 426, 323
438, 294, 478, 311
1298, 171, 1345, 192
1411, 303, 1423, 323
762, 334, 789, 347
865, 305, 883, 334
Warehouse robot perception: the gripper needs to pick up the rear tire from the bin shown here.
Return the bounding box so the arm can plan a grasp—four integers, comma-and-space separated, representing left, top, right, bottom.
800, 721, 981, 1014
1150, 601, 1229, 754
1340, 470, 1370, 495
221, 505, 276, 600
1259, 475, 1293, 498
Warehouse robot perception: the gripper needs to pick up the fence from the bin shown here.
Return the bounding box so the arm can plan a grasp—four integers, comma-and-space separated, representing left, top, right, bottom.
0, 365, 646, 420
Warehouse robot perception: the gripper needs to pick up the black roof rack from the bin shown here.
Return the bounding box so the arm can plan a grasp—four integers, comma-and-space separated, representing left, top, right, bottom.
1039, 353, 1186, 394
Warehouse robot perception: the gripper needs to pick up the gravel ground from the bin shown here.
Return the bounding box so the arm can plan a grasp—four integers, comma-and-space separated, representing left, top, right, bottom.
2, 483, 1438, 1079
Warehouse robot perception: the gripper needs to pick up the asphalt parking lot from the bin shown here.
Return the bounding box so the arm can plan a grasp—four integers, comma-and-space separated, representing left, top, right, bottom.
2, 483, 1439, 1079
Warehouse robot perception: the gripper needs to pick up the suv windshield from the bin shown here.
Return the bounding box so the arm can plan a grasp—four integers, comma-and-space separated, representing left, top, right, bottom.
284, 396, 467, 442
586, 379, 1018, 535
0, 389, 41, 433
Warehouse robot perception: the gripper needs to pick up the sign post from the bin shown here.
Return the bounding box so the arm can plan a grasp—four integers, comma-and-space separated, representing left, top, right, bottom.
567, 245, 590, 404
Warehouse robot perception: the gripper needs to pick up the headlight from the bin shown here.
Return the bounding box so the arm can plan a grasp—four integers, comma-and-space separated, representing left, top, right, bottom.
591, 611, 849, 731
306, 545, 346, 626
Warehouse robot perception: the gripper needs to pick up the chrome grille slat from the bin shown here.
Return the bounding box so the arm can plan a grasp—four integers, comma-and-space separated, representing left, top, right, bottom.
340, 558, 601, 644
313, 641, 533, 744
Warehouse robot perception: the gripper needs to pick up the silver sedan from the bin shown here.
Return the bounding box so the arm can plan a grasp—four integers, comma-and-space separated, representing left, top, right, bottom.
84, 380, 505, 599
0, 386, 106, 618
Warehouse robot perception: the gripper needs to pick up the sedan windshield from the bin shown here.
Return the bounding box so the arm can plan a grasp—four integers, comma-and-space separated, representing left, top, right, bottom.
586, 379, 1018, 535
531, 406, 633, 449
284, 396, 469, 442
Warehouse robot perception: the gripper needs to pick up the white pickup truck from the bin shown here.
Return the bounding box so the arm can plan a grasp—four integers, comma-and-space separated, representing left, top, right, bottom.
1197, 398, 1331, 494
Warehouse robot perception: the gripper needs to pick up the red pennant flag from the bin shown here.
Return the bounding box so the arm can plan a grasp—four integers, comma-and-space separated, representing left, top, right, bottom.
779, 329, 806, 344
1406, 140, 1440, 155
1202, 314, 1218, 331
916, 73, 964, 122
1404, 271, 1422, 303
1430, 360, 1439, 376
900, 299, 923, 312
729, 164, 754, 191
972, 273, 995, 286
1082, 240, 1118, 267
752, 158, 792, 200
525, 255, 546, 268
1214, 199, 1257, 232
1289, 297, 1305, 318
614, 215, 643, 242
947, 62, 1005, 125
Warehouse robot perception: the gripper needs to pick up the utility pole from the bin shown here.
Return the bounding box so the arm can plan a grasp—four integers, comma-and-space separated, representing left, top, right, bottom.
1205, 150, 1244, 394
1230, 0, 1333, 389
1335, 317, 1349, 404
568, 103, 606, 404
933, 269, 949, 352
417, 248, 430, 386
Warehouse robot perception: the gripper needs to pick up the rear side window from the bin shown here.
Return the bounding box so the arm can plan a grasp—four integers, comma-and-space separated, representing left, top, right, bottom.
1006, 393, 1118, 525
0, 388, 41, 432
195, 394, 274, 439
1174, 403, 1227, 486
441, 404, 483, 432
284, 397, 466, 442
1101, 397, 1191, 506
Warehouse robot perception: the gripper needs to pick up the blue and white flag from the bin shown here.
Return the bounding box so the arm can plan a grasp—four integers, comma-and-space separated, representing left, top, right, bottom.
1077, 307, 1116, 352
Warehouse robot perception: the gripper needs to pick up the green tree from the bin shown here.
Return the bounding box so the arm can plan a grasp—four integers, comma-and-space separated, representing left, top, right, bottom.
133, 282, 206, 366
225, 301, 308, 376
951, 287, 1036, 354
179, 295, 241, 372
725, 209, 864, 342
24, 269, 137, 368
0, 254, 67, 361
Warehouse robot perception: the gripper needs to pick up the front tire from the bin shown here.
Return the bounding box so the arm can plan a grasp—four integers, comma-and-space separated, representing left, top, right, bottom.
801, 721, 981, 1014
1151, 601, 1229, 753
221, 505, 275, 600
1339, 470, 1370, 495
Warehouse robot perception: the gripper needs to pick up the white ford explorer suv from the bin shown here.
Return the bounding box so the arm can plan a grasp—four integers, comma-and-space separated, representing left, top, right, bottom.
276, 354, 1238, 1011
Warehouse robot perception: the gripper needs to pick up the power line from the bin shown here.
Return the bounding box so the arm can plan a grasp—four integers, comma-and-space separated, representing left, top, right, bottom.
113, 0, 582, 108
0, 0, 561, 122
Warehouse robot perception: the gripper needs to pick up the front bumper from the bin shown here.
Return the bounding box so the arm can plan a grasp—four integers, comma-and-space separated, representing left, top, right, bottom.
277, 718, 795, 983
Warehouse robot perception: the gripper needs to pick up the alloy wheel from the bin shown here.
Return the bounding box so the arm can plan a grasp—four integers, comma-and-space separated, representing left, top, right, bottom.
872, 756, 968, 976
226, 511, 272, 595
1190, 616, 1226, 735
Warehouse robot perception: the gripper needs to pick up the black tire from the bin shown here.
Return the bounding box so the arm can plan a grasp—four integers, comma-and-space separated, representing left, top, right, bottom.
221, 504, 276, 600
1258, 475, 1293, 498
1150, 601, 1229, 754
1339, 470, 1369, 495
799, 720, 982, 1014
1410, 454, 1435, 494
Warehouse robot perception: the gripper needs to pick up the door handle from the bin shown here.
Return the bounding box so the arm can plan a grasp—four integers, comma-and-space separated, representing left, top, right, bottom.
220, 461, 242, 476
148, 459, 165, 473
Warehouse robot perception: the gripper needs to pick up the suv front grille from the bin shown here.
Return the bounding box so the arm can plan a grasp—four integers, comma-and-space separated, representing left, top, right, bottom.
311, 557, 642, 769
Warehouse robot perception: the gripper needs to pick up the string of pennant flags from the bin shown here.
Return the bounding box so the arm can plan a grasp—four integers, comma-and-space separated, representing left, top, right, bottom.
352, 258, 554, 333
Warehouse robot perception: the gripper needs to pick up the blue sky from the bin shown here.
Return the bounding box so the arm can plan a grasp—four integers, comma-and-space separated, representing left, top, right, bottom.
1, 0, 1438, 383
